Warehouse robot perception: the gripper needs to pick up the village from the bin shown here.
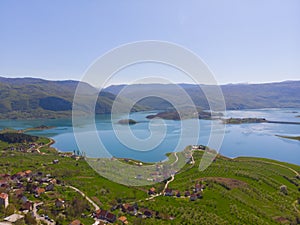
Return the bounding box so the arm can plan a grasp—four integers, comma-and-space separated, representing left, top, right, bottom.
0, 166, 206, 225
0, 143, 207, 225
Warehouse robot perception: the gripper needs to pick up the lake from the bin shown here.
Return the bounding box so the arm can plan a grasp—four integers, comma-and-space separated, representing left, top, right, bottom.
0, 108, 299, 165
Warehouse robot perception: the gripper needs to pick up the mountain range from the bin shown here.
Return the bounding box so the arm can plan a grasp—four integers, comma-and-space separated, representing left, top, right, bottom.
0, 76, 299, 119
105, 81, 300, 110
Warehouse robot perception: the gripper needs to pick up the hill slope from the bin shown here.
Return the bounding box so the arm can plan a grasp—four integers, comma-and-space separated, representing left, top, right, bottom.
105, 81, 300, 110
0, 76, 145, 119
1, 144, 300, 224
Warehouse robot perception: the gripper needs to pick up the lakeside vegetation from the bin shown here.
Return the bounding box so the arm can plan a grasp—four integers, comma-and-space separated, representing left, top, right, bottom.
117, 119, 138, 125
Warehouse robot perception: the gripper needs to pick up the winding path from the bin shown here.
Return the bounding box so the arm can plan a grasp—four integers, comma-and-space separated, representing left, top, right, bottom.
33, 202, 55, 225
66, 185, 100, 211
162, 152, 178, 192
36, 138, 55, 154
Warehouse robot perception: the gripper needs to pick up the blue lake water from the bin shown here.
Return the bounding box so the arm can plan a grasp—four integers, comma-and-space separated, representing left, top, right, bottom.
0, 108, 299, 165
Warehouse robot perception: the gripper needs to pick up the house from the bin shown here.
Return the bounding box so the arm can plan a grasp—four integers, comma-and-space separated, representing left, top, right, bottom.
190, 194, 197, 201
20, 196, 28, 204
69, 219, 84, 225
97, 209, 108, 219
140, 208, 153, 218
118, 216, 128, 224
53, 159, 59, 164
55, 198, 65, 208
195, 183, 201, 192
106, 212, 116, 223
34, 187, 45, 196
0, 179, 8, 188
148, 187, 156, 195
174, 190, 181, 197
21, 201, 33, 211
50, 178, 57, 184
192, 145, 206, 150
143, 210, 153, 218
15, 171, 26, 179
0, 193, 9, 208
24, 170, 32, 177
95, 209, 116, 223
184, 191, 191, 197
122, 203, 137, 215
15, 189, 25, 199
164, 188, 173, 196
0, 174, 11, 181
197, 193, 203, 199
37, 171, 43, 176
46, 183, 54, 191
41, 177, 50, 183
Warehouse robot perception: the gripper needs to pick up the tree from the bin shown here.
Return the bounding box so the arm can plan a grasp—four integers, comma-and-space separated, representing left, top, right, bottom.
4, 204, 15, 216
25, 213, 37, 225
280, 185, 288, 195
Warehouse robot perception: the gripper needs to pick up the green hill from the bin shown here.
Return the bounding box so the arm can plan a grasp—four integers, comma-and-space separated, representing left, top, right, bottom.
1, 142, 300, 224
0, 76, 145, 119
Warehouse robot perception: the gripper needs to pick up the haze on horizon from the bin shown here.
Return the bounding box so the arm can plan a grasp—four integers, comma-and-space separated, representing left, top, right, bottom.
0, 0, 299, 85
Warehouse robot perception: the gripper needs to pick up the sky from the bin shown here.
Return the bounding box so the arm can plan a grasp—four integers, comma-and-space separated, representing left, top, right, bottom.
0, 0, 299, 85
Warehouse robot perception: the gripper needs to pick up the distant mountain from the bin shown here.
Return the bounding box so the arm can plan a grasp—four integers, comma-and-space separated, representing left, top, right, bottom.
105, 81, 300, 110
0, 77, 145, 119
1, 77, 299, 119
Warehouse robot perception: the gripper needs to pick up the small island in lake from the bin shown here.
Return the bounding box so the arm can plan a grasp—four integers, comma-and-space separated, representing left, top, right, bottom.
24, 125, 55, 131
118, 119, 137, 125
223, 118, 267, 124
223, 118, 300, 125
146, 110, 223, 120
276, 135, 300, 141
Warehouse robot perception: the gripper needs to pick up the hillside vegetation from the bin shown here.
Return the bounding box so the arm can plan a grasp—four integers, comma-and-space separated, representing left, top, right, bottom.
1, 77, 300, 119
0, 77, 145, 119
105, 81, 300, 110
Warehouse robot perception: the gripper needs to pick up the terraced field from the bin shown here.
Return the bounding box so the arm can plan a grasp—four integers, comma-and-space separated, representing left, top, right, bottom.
140, 150, 300, 224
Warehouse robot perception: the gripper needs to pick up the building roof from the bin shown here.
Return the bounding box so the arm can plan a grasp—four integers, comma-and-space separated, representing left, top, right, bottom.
16, 171, 26, 177
149, 187, 156, 192
118, 216, 128, 224
106, 212, 116, 220
0, 193, 8, 199
4, 214, 24, 223
0, 180, 8, 185
24, 170, 32, 175
69, 219, 82, 225
36, 187, 45, 194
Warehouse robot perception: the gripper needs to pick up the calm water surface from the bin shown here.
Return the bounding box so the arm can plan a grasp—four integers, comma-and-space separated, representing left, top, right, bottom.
0, 108, 299, 165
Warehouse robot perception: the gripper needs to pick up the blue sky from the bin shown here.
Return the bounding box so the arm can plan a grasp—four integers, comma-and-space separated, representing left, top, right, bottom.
0, 0, 299, 85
